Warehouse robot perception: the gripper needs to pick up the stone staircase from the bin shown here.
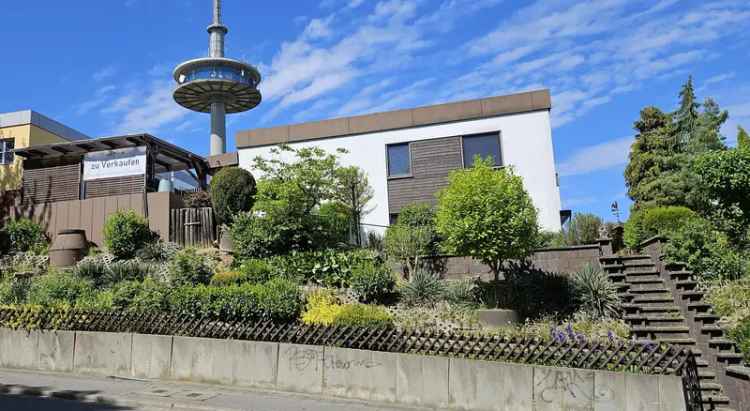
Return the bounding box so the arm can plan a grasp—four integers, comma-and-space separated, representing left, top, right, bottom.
601, 254, 749, 411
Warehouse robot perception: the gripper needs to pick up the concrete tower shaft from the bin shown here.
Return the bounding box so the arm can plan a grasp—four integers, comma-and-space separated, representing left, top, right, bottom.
173, 0, 261, 156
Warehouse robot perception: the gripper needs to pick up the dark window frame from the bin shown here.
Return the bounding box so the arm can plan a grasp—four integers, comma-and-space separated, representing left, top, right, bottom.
0, 138, 14, 165
460, 131, 503, 168
386, 142, 413, 179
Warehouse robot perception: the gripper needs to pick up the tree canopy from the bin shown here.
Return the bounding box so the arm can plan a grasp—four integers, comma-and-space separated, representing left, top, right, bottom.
435, 157, 539, 307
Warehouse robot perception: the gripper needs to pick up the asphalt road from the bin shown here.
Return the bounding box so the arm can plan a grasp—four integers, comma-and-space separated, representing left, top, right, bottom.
0, 369, 427, 411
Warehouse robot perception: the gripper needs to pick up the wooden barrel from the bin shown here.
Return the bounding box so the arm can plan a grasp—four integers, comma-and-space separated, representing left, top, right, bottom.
49, 229, 88, 267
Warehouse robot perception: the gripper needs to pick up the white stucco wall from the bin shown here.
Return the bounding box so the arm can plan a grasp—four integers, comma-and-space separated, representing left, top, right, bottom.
237, 109, 562, 233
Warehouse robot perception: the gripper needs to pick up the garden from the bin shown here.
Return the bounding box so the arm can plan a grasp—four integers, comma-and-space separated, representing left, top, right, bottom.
0, 143, 627, 344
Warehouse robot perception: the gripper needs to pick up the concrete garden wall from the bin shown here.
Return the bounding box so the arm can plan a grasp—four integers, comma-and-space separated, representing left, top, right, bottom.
0, 328, 686, 410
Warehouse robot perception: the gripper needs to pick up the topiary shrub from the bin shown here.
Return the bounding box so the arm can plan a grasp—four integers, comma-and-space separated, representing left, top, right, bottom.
624, 206, 698, 249
210, 167, 257, 224
350, 260, 395, 304
168, 248, 213, 286
27, 272, 94, 307
3, 218, 47, 254
235, 258, 274, 283
103, 210, 154, 259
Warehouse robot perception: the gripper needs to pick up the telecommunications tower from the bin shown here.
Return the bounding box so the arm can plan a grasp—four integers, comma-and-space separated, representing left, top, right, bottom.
173, 0, 261, 155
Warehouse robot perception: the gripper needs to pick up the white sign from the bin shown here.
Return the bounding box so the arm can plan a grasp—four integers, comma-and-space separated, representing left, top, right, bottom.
83, 146, 147, 181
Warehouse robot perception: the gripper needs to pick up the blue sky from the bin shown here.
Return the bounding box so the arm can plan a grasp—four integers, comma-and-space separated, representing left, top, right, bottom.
2, 0, 749, 221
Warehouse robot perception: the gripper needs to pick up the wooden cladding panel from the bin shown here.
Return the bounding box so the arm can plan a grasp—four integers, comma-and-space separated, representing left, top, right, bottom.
22, 164, 80, 204
3, 192, 173, 247
84, 174, 145, 199
387, 136, 463, 214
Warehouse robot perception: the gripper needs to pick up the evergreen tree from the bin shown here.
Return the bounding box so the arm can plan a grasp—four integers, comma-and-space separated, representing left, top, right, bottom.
674, 76, 699, 149
693, 98, 728, 152
738, 126, 750, 151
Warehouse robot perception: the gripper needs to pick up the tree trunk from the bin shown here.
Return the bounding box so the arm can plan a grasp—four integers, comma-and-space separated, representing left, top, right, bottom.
491, 261, 502, 308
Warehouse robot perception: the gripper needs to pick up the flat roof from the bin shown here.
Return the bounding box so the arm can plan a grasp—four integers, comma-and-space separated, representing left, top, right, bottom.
14, 134, 207, 174
236, 89, 551, 149
0, 110, 90, 142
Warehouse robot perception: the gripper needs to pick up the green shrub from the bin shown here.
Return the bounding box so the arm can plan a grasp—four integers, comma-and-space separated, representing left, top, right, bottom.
350, 260, 395, 304
168, 278, 301, 322
168, 248, 213, 286
624, 206, 697, 248
0, 277, 31, 305
210, 167, 257, 224
384, 225, 433, 277
27, 272, 94, 307
499, 261, 576, 320
210, 271, 245, 286
571, 265, 621, 319
235, 258, 274, 283
74, 289, 115, 310
128, 277, 170, 312
562, 213, 602, 245
301, 290, 392, 328
443, 279, 478, 307
136, 241, 181, 262
399, 270, 445, 307
268, 249, 377, 287
665, 218, 749, 280
73, 258, 108, 284
397, 203, 435, 228
104, 260, 153, 285
103, 210, 154, 259
230, 212, 278, 259
333, 304, 393, 327
3, 218, 47, 253
728, 316, 750, 363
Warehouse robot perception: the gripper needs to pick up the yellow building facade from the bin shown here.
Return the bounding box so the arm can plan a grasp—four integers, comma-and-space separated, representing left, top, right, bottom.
0, 111, 88, 191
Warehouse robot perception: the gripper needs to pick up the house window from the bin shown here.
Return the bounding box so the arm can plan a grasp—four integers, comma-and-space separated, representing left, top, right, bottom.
387, 143, 411, 177
0, 139, 14, 165
462, 132, 501, 167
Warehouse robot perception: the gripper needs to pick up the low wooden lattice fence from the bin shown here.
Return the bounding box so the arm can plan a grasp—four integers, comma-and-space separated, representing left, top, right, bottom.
0, 307, 703, 409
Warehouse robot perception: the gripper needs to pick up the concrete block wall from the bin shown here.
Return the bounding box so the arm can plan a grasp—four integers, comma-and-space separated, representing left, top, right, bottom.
0, 328, 686, 410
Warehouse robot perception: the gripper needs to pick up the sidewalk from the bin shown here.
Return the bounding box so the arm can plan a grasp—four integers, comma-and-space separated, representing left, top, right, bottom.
0, 368, 429, 411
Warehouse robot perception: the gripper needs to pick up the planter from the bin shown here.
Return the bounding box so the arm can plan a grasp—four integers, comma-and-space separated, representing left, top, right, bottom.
48, 229, 88, 267
476, 309, 519, 328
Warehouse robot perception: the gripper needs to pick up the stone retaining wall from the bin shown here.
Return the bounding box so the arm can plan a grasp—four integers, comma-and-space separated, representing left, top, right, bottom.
0, 328, 686, 410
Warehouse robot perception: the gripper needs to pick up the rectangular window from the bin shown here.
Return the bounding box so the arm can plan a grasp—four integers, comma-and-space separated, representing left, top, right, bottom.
462, 132, 501, 167
387, 143, 411, 177
0, 139, 14, 165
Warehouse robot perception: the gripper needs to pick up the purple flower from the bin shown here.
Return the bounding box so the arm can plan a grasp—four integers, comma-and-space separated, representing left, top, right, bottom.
607, 330, 615, 342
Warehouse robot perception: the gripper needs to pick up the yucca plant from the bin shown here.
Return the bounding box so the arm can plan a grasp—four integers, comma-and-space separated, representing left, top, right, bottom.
400, 270, 445, 307
571, 264, 621, 319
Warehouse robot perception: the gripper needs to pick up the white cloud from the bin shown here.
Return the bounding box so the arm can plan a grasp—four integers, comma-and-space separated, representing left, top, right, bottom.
92, 65, 117, 82
557, 136, 634, 177
104, 80, 191, 136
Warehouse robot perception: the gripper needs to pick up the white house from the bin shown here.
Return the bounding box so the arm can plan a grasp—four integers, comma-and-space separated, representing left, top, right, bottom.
236, 89, 562, 233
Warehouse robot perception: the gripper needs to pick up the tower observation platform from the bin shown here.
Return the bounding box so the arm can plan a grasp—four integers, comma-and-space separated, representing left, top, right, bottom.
173, 0, 261, 156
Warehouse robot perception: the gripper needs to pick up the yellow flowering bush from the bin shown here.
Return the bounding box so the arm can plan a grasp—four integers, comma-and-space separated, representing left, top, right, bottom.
301, 289, 392, 327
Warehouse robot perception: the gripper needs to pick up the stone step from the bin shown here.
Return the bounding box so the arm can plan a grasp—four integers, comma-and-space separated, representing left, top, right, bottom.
624, 269, 660, 276
694, 313, 721, 324
632, 325, 690, 334
632, 295, 675, 306
638, 337, 696, 346
687, 302, 712, 313
709, 338, 736, 349
669, 271, 694, 280
699, 382, 723, 392
716, 352, 744, 365
627, 278, 664, 285
675, 280, 698, 290
702, 395, 731, 406
679, 291, 705, 301
698, 369, 717, 380
628, 287, 670, 295
624, 304, 681, 313
701, 324, 725, 336
623, 314, 685, 326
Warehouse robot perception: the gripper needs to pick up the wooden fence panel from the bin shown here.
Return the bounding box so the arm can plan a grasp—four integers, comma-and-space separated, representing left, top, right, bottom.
169, 207, 215, 247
